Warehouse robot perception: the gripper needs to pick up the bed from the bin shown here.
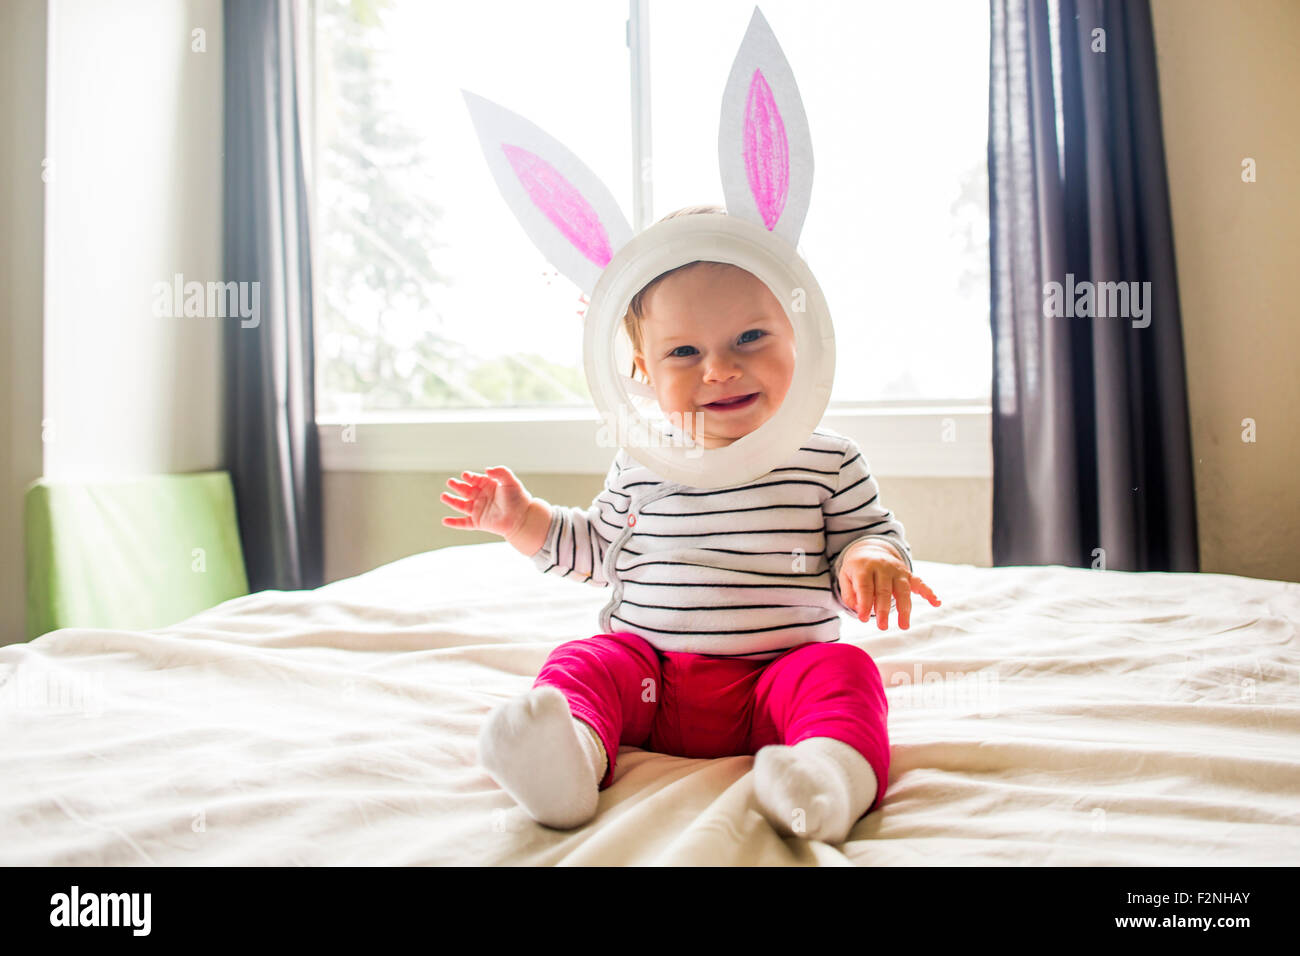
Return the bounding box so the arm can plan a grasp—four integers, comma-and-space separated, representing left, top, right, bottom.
2, 541, 1297, 866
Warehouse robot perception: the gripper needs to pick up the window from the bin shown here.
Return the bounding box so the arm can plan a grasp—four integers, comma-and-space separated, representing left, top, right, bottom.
314, 0, 989, 414
312, 0, 991, 477
313, 0, 628, 416
647, 0, 991, 403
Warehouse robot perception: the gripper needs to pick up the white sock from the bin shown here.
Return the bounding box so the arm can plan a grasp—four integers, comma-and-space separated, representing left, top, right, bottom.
477, 685, 605, 829
753, 736, 879, 844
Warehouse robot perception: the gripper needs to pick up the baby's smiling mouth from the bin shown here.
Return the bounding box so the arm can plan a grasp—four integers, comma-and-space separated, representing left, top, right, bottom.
702, 392, 760, 411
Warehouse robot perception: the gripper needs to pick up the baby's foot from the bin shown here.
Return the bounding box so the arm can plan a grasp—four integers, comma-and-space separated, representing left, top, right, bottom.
478, 685, 604, 829
753, 737, 878, 844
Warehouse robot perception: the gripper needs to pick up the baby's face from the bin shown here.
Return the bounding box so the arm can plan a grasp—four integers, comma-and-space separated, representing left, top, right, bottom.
633, 263, 796, 449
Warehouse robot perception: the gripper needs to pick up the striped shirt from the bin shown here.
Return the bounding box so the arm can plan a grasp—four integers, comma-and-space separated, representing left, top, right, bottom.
529, 427, 913, 660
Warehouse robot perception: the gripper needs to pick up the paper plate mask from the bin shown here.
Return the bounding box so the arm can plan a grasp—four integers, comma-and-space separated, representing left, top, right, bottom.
462, 6, 833, 489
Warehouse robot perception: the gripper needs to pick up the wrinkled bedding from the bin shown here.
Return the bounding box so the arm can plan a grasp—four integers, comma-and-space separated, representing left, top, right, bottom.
2, 542, 1297, 865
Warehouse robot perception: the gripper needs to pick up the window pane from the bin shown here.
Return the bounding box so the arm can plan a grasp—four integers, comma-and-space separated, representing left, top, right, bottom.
314, 0, 630, 414
648, 0, 991, 402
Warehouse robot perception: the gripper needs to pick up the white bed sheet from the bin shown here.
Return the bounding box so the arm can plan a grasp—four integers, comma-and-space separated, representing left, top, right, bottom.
2, 542, 1298, 866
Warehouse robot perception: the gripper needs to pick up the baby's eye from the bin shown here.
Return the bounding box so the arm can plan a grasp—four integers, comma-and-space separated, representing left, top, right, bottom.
738, 329, 766, 345
669, 345, 698, 358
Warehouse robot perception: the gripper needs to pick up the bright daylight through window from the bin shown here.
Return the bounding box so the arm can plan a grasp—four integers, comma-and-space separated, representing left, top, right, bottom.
313, 0, 991, 418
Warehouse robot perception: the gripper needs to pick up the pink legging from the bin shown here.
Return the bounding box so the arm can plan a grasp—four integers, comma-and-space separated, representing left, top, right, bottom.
534, 631, 890, 814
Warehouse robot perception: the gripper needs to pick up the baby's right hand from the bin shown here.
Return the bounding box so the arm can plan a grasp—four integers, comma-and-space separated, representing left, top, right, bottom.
441, 465, 534, 539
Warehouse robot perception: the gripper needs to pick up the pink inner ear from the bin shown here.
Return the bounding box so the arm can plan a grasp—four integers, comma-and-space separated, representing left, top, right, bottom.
501, 144, 612, 268
743, 68, 789, 231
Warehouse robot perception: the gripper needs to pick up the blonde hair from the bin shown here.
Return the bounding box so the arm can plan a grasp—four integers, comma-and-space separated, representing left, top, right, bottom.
622, 204, 728, 380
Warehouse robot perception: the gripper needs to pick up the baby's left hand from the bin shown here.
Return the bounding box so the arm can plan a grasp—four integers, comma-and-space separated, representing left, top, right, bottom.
838, 540, 941, 630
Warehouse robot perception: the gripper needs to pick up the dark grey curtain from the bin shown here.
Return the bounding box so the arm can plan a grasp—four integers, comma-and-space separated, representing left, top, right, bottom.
223, 0, 323, 591
988, 0, 1198, 571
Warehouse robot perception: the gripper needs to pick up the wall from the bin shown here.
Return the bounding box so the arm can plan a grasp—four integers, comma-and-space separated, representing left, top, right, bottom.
1150, 0, 1300, 581
0, 0, 49, 645
42, 0, 224, 480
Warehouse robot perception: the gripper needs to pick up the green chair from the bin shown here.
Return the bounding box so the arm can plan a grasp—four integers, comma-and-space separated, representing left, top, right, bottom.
24, 471, 249, 640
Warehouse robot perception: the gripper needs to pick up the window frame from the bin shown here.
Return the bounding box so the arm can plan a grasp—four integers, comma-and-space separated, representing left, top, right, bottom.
308, 0, 992, 479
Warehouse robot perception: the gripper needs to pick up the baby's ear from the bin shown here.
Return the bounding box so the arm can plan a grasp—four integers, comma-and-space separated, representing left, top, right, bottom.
463, 90, 633, 297
717, 7, 813, 248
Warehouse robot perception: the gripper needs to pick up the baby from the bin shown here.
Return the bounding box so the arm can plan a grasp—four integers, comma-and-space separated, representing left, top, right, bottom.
442, 207, 941, 843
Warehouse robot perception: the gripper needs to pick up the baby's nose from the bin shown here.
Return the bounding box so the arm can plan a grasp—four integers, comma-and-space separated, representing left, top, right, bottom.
703, 357, 743, 381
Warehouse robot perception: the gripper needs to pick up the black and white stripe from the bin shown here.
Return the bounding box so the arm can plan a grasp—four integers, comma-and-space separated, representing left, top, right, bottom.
530, 427, 912, 660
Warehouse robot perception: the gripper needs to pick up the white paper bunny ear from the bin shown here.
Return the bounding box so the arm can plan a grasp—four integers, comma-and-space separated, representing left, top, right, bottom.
462, 90, 634, 296
718, 7, 814, 247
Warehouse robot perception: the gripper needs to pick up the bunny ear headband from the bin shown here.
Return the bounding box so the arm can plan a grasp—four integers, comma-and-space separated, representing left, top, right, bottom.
463, 6, 834, 489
